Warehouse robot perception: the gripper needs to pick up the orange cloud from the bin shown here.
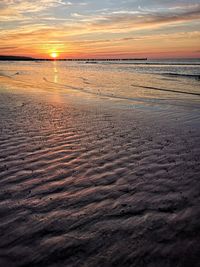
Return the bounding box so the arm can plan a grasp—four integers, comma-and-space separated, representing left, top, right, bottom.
0, 1, 200, 58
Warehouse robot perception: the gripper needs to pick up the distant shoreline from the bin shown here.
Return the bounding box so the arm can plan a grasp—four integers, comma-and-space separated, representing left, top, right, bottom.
1, 56, 200, 65
0, 55, 147, 61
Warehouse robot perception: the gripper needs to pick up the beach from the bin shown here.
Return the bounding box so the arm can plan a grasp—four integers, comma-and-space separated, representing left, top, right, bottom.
0, 60, 200, 266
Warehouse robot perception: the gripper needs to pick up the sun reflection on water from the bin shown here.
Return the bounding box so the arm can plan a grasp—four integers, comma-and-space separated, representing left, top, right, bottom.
53, 61, 58, 83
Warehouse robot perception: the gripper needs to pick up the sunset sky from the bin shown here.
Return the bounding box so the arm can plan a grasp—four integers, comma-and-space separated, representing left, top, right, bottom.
0, 0, 200, 59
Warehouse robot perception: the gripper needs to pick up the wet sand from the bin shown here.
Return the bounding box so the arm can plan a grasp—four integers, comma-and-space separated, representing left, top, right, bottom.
0, 79, 200, 267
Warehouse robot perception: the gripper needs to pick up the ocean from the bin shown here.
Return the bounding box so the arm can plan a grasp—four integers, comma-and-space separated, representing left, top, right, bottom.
0, 59, 199, 108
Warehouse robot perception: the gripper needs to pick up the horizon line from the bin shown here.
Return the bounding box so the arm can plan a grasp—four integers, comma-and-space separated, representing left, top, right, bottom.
0, 55, 200, 61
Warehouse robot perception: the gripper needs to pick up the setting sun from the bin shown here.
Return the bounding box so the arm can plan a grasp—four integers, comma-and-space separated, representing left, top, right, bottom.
50, 52, 58, 59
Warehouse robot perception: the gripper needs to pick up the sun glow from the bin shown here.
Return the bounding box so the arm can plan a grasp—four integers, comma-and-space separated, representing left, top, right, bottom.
50, 52, 58, 59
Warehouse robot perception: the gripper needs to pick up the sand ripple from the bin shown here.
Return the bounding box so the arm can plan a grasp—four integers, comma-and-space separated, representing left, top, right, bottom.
0, 92, 200, 267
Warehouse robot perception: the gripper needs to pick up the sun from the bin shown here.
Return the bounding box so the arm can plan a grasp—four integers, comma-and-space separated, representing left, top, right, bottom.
50, 52, 58, 59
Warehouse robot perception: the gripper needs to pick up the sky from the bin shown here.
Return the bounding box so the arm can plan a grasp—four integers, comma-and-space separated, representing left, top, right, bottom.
0, 0, 200, 59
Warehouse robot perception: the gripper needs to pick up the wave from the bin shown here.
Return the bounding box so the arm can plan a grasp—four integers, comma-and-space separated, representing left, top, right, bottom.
162, 73, 200, 80
42, 77, 153, 103
0, 72, 12, 78
0, 71, 20, 78
132, 84, 200, 96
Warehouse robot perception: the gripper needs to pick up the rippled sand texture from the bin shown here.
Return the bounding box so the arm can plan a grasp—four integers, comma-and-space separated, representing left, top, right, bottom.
0, 89, 200, 267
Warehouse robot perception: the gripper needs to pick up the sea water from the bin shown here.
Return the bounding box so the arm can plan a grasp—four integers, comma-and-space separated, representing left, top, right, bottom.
0, 59, 199, 108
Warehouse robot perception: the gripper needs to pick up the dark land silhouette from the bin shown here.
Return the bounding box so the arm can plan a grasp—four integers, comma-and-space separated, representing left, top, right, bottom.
0, 55, 147, 61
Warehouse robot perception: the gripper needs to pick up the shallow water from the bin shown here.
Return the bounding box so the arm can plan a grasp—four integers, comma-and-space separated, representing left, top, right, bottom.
0, 59, 200, 108
0, 60, 200, 266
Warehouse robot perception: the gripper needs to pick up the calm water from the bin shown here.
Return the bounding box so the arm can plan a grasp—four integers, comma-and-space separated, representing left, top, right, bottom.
0, 59, 200, 110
